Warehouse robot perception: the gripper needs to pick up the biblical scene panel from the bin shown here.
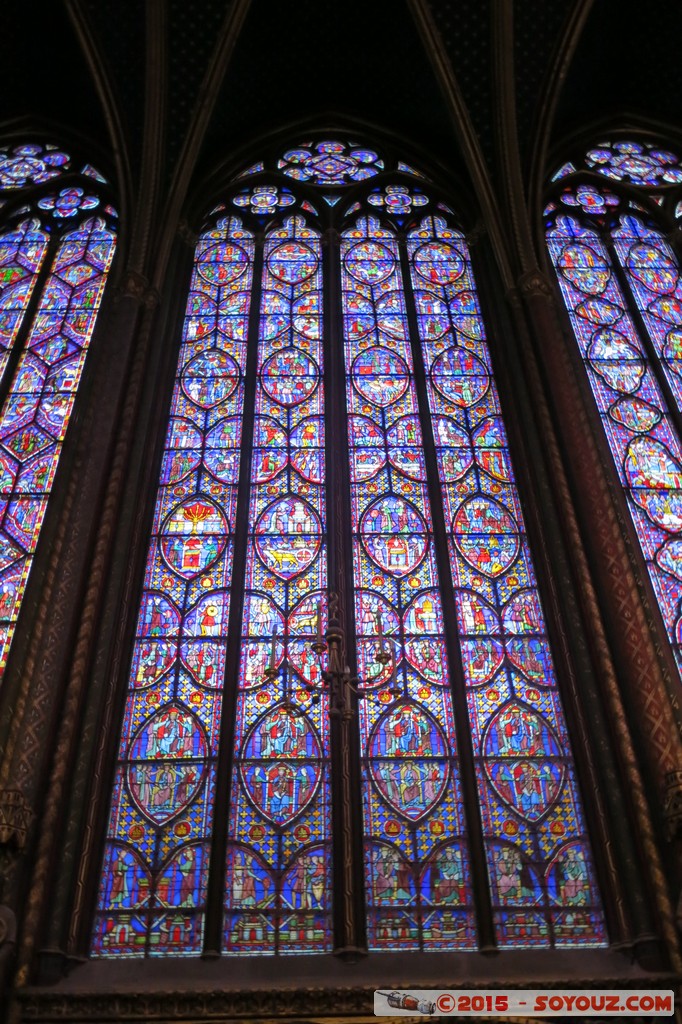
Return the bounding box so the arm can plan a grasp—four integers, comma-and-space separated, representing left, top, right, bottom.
0, 219, 48, 384
0, 216, 115, 673
223, 216, 332, 954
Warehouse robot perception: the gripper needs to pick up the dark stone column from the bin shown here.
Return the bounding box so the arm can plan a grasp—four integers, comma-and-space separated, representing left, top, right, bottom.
0, 270, 160, 985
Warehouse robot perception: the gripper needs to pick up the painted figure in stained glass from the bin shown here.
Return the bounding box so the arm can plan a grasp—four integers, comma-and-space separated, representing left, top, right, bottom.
94, 216, 252, 955
422, 844, 467, 905
491, 845, 538, 905
369, 844, 416, 904
0, 171, 116, 674
547, 844, 591, 906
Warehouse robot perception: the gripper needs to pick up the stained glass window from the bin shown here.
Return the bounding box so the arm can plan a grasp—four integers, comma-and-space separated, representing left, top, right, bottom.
224, 217, 331, 953
546, 137, 682, 680
94, 140, 606, 957
0, 141, 116, 679
92, 216, 254, 955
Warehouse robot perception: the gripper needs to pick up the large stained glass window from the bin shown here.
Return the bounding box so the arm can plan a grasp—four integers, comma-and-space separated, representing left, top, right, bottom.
546, 138, 682, 680
0, 142, 116, 679
94, 140, 606, 957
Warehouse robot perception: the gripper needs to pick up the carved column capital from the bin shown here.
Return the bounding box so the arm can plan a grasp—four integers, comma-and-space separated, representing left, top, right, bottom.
663, 768, 682, 840
0, 788, 31, 849
113, 269, 159, 310
517, 268, 554, 299
465, 220, 487, 248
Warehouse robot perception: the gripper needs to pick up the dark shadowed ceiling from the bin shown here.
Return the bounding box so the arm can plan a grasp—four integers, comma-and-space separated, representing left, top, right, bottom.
1, 0, 680, 236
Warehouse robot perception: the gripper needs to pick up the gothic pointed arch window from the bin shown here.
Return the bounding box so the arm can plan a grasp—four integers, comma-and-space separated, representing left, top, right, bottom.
92, 139, 606, 957
0, 141, 117, 680
545, 137, 682, 680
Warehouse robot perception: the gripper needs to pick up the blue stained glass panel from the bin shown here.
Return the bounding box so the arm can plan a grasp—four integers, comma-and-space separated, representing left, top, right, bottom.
223, 216, 332, 953
92, 217, 253, 956
0, 216, 116, 675
410, 216, 607, 948
0, 220, 48, 384
342, 216, 476, 951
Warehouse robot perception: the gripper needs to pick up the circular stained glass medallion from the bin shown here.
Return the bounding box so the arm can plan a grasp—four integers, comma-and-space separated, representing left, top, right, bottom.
268, 241, 317, 284
345, 241, 395, 285
254, 497, 322, 579
352, 347, 409, 407
261, 347, 319, 406
431, 346, 489, 408
413, 241, 466, 285
181, 349, 239, 408
360, 495, 428, 577
160, 497, 228, 580
453, 496, 519, 578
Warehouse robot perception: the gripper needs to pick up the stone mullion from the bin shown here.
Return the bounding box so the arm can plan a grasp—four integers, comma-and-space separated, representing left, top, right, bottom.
323, 226, 367, 957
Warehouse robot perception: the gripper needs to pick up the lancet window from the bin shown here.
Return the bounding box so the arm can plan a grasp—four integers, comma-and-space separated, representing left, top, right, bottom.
546, 138, 682, 679
0, 142, 117, 678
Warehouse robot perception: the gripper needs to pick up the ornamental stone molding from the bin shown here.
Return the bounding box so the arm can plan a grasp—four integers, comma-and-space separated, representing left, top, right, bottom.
0, 789, 31, 849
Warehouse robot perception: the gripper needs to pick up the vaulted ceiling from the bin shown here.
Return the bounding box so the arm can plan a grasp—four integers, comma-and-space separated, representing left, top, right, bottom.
1, 0, 680, 260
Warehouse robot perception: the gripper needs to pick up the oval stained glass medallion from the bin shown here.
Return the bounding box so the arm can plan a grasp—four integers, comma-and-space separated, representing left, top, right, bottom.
368, 701, 449, 821
239, 705, 323, 827
159, 497, 228, 580
360, 496, 428, 577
